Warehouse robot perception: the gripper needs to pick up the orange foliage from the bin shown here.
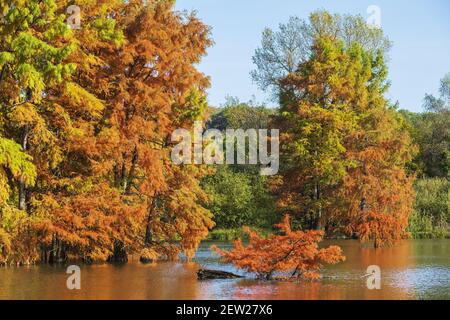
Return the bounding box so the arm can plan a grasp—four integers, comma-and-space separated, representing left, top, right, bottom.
0, 0, 214, 264
212, 215, 345, 280
332, 108, 416, 248
100, 1, 214, 260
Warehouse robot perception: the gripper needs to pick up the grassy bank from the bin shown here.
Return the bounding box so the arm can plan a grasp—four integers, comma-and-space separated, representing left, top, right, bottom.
207, 227, 450, 242
410, 231, 450, 239
205, 228, 273, 241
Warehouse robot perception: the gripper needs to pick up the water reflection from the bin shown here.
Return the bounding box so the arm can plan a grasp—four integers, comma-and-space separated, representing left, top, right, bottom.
0, 240, 448, 300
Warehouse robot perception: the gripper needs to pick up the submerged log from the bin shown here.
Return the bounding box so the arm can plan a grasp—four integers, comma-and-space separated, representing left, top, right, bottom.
197, 269, 243, 280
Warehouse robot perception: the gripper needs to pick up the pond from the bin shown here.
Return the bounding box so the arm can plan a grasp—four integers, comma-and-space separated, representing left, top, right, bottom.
0, 240, 449, 300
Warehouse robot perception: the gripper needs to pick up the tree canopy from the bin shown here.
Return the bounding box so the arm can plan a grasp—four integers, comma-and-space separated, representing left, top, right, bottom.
0, 0, 214, 265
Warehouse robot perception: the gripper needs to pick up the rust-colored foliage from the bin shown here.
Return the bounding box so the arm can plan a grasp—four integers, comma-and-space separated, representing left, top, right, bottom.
0, 0, 214, 264
212, 215, 345, 280
333, 108, 416, 248
99, 0, 214, 261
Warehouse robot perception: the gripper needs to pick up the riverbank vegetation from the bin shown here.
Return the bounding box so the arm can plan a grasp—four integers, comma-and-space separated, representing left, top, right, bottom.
0, 1, 448, 269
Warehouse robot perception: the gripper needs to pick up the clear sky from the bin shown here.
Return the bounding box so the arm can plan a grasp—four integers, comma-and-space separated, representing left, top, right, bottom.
175, 0, 450, 112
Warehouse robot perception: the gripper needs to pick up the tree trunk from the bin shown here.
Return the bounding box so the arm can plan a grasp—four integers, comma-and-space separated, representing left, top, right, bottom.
18, 126, 29, 212
120, 153, 127, 190
314, 182, 322, 230
109, 240, 128, 263
18, 179, 27, 211
144, 197, 157, 246
40, 243, 48, 263
49, 234, 67, 264
125, 146, 138, 194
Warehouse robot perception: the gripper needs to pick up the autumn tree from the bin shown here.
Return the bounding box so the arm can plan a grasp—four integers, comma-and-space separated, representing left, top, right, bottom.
273, 38, 361, 230
0, 136, 36, 264
335, 104, 415, 248
1, 0, 215, 264
330, 47, 415, 248
21, 0, 133, 264
43, 0, 215, 263
0, 0, 78, 213
213, 215, 345, 280
260, 14, 415, 247
0, 0, 86, 264
254, 11, 395, 232
98, 0, 214, 262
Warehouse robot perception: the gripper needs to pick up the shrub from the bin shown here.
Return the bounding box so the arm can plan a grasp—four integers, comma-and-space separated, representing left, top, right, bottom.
212, 215, 345, 280
409, 178, 449, 238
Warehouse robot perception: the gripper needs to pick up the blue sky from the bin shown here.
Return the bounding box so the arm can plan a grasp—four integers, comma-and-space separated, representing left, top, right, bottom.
175, 0, 450, 112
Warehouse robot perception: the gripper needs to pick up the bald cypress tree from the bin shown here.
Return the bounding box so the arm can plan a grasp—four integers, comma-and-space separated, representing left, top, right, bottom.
274, 36, 415, 247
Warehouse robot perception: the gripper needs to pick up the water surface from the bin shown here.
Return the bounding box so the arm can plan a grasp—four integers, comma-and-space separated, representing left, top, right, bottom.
0, 240, 448, 300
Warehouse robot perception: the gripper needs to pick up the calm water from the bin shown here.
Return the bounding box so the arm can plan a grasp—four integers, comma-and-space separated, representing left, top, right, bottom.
0, 240, 449, 300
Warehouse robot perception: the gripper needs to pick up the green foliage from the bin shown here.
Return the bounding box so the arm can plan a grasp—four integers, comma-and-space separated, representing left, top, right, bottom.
1, 3, 75, 95
208, 96, 273, 130
202, 165, 275, 229
0, 136, 36, 202
401, 74, 450, 178
175, 88, 209, 123
402, 111, 450, 178
90, 17, 124, 46
203, 100, 277, 229
409, 178, 450, 238
0, 205, 41, 265
251, 11, 391, 99
207, 227, 272, 241
275, 37, 383, 230
400, 74, 450, 238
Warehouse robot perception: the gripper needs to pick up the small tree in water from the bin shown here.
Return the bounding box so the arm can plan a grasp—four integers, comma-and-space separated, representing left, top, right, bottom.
212, 216, 345, 280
